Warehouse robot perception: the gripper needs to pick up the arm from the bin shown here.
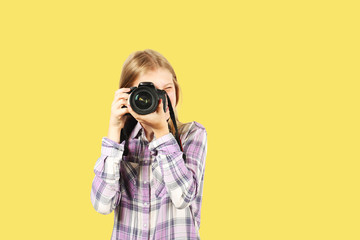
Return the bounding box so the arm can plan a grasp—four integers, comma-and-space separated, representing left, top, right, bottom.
149, 122, 208, 209
90, 137, 124, 215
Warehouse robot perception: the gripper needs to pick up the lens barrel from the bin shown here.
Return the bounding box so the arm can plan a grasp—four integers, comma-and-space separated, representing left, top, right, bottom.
129, 82, 165, 115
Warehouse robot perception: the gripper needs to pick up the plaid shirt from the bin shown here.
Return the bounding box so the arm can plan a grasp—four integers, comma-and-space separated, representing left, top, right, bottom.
90, 121, 207, 240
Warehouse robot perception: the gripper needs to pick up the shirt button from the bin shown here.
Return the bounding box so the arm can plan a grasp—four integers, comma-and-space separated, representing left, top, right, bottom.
144, 223, 147, 227
144, 202, 148, 206
144, 181, 147, 184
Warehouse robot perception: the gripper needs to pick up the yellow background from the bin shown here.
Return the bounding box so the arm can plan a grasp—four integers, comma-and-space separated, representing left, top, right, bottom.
1, 0, 359, 239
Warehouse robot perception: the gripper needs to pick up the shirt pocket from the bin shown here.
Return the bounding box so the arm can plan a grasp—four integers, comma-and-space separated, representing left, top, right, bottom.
120, 155, 139, 199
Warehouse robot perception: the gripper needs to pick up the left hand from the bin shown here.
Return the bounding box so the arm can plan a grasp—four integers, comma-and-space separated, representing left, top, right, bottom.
127, 98, 170, 131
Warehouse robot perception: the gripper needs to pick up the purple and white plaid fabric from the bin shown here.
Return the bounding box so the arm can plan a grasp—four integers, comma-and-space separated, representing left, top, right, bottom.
91, 121, 207, 239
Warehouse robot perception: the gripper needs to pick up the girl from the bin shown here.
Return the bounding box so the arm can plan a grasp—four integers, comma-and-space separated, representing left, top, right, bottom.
90, 49, 208, 240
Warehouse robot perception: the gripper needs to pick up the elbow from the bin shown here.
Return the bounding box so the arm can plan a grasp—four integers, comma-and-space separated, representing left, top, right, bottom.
95, 205, 113, 215
170, 179, 199, 209
90, 175, 121, 215
90, 189, 116, 215
173, 199, 191, 210
170, 188, 196, 210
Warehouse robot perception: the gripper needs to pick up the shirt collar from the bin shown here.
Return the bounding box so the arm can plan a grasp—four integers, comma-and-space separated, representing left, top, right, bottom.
129, 121, 171, 141
129, 121, 143, 139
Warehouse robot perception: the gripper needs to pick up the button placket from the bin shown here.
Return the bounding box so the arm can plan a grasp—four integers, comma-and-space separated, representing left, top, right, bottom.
141, 157, 150, 232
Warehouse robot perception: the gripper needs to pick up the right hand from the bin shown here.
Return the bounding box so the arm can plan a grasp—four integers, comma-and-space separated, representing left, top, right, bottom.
109, 87, 132, 129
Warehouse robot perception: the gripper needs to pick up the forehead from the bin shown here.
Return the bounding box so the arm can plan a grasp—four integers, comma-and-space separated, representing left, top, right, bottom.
133, 68, 173, 88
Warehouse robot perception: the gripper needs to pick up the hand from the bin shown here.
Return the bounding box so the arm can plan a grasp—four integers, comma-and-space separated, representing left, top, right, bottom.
109, 87, 132, 129
126, 98, 170, 132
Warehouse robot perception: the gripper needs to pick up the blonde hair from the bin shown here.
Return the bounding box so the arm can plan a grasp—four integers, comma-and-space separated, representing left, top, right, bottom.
119, 49, 184, 137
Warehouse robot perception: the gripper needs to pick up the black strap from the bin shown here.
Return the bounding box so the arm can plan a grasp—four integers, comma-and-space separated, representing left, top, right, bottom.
120, 116, 137, 156
166, 94, 186, 160
166, 94, 183, 151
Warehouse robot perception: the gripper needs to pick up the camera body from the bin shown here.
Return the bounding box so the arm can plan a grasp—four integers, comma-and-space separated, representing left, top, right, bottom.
126, 82, 168, 115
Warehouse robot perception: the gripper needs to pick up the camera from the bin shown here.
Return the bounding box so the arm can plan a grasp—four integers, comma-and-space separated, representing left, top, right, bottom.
125, 82, 168, 115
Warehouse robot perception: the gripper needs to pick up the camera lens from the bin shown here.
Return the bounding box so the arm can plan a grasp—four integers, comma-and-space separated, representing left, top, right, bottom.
134, 91, 152, 110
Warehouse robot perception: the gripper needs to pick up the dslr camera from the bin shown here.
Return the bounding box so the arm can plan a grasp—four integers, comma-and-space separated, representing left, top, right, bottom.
125, 82, 168, 115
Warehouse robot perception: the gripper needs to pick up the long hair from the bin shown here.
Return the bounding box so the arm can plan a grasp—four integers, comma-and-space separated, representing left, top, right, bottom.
119, 49, 184, 140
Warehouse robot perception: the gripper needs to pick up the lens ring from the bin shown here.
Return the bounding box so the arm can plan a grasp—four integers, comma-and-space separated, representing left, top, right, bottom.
129, 88, 158, 115
134, 91, 152, 109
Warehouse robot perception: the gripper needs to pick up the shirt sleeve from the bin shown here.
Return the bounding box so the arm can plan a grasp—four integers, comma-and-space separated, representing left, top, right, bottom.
90, 137, 125, 215
148, 123, 208, 209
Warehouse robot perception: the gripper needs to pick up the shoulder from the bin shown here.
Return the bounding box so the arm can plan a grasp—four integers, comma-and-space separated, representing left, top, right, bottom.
192, 121, 206, 130
179, 121, 207, 140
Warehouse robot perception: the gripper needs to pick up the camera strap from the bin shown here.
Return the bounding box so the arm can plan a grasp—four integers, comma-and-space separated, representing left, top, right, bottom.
166, 94, 186, 161
166, 94, 183, 151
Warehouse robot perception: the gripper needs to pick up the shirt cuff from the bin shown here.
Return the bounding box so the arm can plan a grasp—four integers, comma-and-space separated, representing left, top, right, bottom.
101, 137, 125, 157
148, 133, 181, 154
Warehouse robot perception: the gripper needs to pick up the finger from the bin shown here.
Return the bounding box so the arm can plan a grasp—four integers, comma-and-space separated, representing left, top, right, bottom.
114, 89, 130, 102
112, 97, 125, 107
112, 93, 130, 105
113, 93, 130, 104
114, 99, 128, 108
115, 88, 131, 95
115, 107, 129, 117
127, 104, 140, 119
157, 99, 164, 113
115, 92, 130, 99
